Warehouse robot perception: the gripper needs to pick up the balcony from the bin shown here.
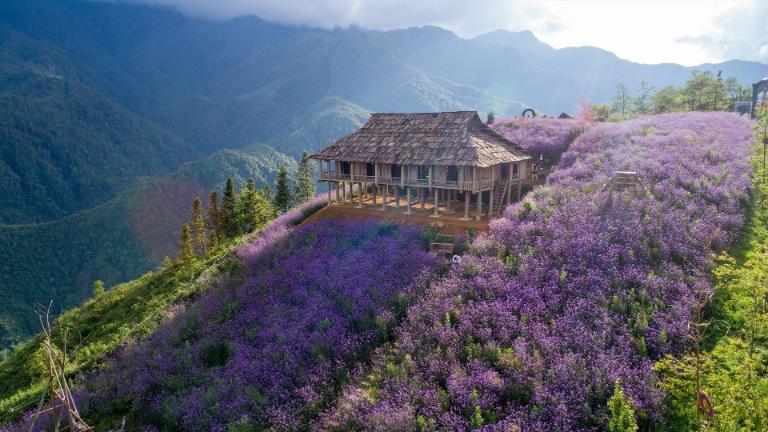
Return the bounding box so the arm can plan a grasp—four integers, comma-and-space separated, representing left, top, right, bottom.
319, 172, 502, 192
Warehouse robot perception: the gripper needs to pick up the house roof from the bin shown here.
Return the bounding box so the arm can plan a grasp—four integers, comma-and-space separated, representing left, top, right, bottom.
310, 111, 531, 167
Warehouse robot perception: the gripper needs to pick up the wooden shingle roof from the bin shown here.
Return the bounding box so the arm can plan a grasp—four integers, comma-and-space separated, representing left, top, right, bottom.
311, 111, 531, 167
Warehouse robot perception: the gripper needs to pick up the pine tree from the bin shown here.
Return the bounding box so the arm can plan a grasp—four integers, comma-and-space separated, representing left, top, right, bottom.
206, 191, 221, 238
608, 380, 638, 432
92, 280, 105, 297
294, 152, 316, 204
262, 183, 272, 202
191, 196, 206, 255
221, 177, 237, 239
236, 179, 256, 234
207, 231, 218, 253
177, 223, 194, 265
486, 111, 495, 125
273, 165, 293, 213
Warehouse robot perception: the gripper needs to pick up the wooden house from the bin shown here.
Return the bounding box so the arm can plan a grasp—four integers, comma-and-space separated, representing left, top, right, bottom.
310, 111, 532, 220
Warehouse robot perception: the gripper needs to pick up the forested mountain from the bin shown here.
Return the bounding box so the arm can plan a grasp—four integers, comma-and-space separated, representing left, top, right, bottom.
1, 0, 767, 349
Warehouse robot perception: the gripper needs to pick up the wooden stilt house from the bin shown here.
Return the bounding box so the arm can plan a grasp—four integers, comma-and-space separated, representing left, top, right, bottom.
310, 111, 532, 220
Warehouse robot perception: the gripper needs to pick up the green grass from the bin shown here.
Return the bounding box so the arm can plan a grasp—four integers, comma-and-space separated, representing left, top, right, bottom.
0, 234, 246, 424
654, 137, 768, 431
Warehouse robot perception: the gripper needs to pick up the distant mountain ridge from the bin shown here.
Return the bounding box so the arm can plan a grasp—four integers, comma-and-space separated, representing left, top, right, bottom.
0, 0, 766, 349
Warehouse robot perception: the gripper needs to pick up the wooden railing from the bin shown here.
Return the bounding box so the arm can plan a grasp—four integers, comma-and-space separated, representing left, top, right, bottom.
319, 172, 351, 181
319, 172, 496, 191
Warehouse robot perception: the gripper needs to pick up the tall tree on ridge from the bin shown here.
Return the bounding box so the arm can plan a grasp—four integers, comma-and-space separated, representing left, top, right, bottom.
294, 152, 317, 204
177, 223, 194, 264
633, 81, 654, 115
191, 196, 206, 255
262, 183, 272, 202
274, 165, 293, 213
221, 177, 237, 239
206, 191, 221, 239
612, 83, 631, 118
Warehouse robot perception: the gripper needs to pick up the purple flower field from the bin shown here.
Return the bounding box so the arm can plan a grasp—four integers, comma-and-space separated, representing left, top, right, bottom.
6, 113, 754, 432
11, 202, 435, 431
493, 117, 586, 162
320, 113, 754, 431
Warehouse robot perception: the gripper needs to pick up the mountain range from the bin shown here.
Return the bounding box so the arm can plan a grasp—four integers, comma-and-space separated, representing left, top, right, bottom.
1, 0, 766, 350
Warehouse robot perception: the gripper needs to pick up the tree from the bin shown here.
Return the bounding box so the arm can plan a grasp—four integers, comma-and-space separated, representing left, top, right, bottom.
612, 83, 631, 118
724, 76, 744, 110
221, 177, 237, 239
262, 183, 272, 202
191, 196, 206, 255
592, 103, 612, 120
682, 71, 711, 111
236, 178, 274, 233
92, 280, 105, 297
207, 231, 218, 253
633, 81, 654, 115
608, 380, 638, 432
273, 165, 293, 213
576, 98, 594, 123
652, 86, 682, 113
486, 111, 495, 125
206, 191, 221, 239
177, 223, 194, 264
294, 152, 317, 204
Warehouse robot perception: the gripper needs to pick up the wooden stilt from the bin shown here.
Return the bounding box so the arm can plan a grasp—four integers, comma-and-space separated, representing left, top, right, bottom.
404, 187, 412, 214
476, 191, 483, 220
395, 187, 401, 209
430, 188, 440, 217
357, 183, 363, 208
460, 191, 472, 220
327, 181, 332, 205
380, 185, 387, 211
335, 181, 340, 204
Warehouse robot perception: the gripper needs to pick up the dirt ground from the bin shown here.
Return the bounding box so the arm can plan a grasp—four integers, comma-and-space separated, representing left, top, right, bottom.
302, 195, 490, 235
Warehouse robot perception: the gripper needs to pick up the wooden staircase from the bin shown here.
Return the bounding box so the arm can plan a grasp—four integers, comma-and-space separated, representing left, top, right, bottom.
489, 178, 507, 218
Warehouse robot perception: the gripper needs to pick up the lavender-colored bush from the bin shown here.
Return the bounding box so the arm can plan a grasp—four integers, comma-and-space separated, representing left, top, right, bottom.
493, 117, 586, 162
320, 113, 753, 431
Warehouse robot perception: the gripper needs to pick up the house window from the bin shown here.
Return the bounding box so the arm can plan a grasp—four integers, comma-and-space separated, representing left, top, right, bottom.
512, 164, 519, 179
417, 165, 430, 179
391, 164, 401, 178
366, 163, 375, 177
340, 161, 350, 175
447, 166, 459, 181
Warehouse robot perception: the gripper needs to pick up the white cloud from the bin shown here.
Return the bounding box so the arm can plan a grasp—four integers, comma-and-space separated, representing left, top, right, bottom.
111, 0, 763, 66
676, 1, 768, 63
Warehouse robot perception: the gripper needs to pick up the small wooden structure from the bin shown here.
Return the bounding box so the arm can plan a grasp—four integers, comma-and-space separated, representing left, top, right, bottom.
310, 111, 532, 220
608, 171, 640, 192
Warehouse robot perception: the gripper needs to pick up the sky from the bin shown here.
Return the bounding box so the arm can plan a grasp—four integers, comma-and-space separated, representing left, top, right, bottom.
123, 0, 768, 66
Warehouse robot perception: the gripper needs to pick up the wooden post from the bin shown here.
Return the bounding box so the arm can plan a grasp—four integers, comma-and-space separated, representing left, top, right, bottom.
395, 187, 400, 209
372, 183, 377, 206
473, 166, 477, 192
461, 192, 471, 220
488, 183, 494, 218
357, 183, 363, 208
317, 159, 323, 179
476, 191, 483, 220
404, 187, 412, 214
431, 188, 440, 217
335, 181, 340, 204
380, 185, 387, 211
327, 181, 332, 205
429, 166, 433, 188
517, 162, 524, 200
